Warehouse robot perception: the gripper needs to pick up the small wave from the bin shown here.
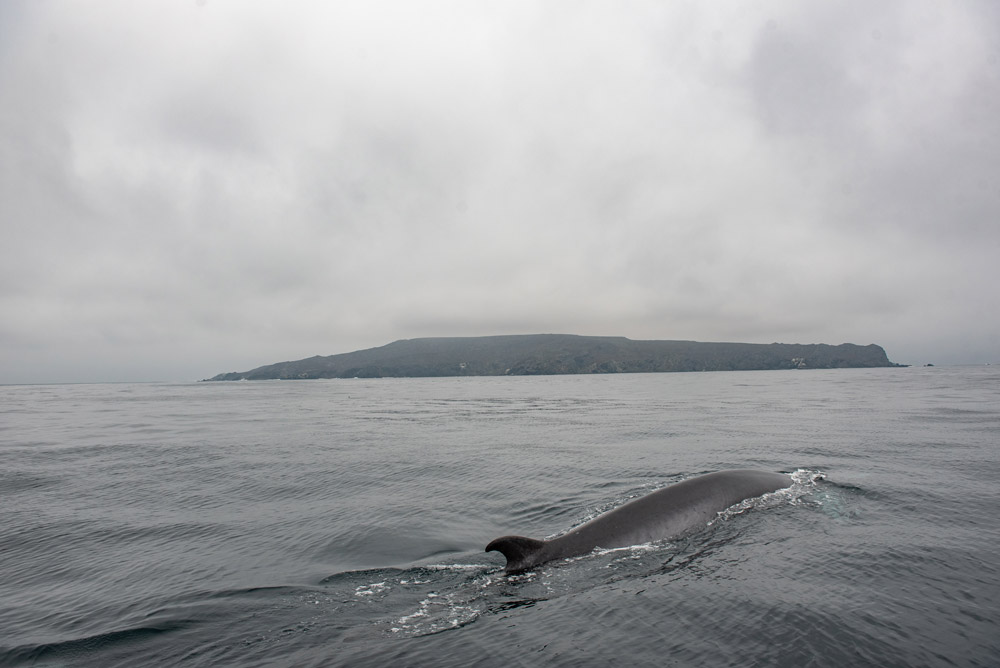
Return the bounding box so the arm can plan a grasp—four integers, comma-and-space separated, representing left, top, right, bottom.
319, 567, 405, 586
712, 468, 825, 522
164, 584, 302, 605
1, 621, 189, 666
312, 562, 498, 639
590, 542, 660, 558
337, 564, 494, 604
320, 562, 492, 588
0, 471, 58, 494
389, 590, 482, 636
355, 581, 391, 597
415, 563, 492, 572
789, 468, 826, 485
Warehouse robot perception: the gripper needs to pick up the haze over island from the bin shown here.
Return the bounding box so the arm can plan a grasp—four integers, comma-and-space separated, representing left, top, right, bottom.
2, 2, 998, 384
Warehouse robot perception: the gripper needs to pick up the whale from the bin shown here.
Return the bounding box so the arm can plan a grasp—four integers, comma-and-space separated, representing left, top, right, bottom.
486, 469, 791, 573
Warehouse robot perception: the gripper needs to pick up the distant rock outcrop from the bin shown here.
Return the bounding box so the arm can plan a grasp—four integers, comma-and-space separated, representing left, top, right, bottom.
204, 334, 901, 380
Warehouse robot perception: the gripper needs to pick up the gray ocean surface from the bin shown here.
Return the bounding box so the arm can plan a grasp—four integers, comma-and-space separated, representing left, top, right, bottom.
1, 366, 998, 667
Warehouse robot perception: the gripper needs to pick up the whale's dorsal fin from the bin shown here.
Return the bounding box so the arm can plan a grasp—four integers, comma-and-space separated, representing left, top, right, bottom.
485, 535, 545, 573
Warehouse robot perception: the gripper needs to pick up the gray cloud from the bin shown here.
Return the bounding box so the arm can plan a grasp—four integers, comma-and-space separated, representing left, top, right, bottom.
1, 0, 998, 383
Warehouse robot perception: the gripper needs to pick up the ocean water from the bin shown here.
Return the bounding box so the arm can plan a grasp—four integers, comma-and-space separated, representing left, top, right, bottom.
1, 366, 998, 667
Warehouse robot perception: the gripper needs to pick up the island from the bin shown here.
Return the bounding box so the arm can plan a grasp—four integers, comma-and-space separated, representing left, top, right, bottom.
203, 334, 902, 380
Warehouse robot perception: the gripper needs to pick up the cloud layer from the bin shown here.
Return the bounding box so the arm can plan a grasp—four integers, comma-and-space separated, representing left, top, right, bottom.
2, 0, 998, 382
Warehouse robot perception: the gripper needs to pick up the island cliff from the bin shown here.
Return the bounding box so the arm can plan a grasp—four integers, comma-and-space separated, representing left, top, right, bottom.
204, 334, 900, 380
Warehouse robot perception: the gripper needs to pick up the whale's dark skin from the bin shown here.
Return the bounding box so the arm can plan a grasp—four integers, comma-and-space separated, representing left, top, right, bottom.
486, 469, 791, 573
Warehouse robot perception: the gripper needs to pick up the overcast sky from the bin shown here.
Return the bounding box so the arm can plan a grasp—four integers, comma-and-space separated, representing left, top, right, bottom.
2, 1, 998, 383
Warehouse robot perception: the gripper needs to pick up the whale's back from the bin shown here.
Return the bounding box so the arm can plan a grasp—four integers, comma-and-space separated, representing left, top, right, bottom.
486, 470, 790, 572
